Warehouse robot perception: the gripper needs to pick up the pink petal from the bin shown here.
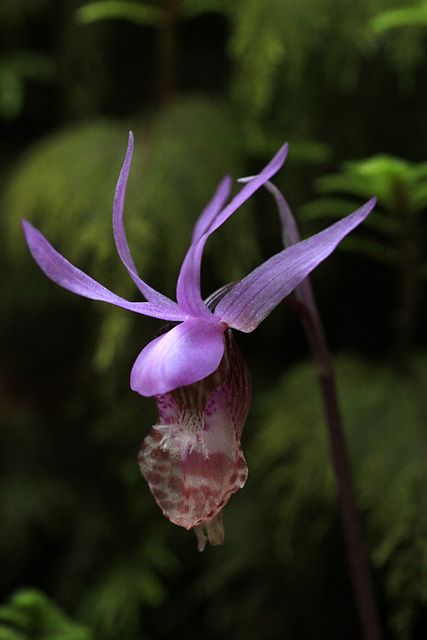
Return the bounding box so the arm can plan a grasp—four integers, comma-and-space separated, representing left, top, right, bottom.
113, 132, 181, 311
130, 318, 227, 396
215, 197, 377, 332
22, 220, 187, 321
264, 180, 301, 246
222, 329, 251, 439
266, 180, 320, 319
191, 175, 233, 243
176, 143, 289, 318
175, 236, 217, 321
208, 143, 289, 237
138, 384, 248, 531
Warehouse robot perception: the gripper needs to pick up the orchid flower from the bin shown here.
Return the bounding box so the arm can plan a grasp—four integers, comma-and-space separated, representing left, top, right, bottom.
22, 133, 376, 549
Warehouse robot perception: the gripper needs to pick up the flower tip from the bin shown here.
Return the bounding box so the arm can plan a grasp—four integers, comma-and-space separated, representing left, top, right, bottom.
21, 219, 31, 248
264, 141, 289, 170
237, 175, 254, 185
276, 141, 289, 166
237, 142, 289, 186
360, 195, 377, 219
127, 131, 134, 155
21, 219, 36, 244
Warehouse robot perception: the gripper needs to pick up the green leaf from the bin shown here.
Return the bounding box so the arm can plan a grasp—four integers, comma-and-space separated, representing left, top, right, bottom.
303, 154, 427, 274
76, 1, 164, 26
314, 154, 427, 213
0, 590, 93, 640
371, 2, 427, 33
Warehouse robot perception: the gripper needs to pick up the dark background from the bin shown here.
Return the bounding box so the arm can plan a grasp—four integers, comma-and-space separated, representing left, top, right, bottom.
1, 1, 427, 639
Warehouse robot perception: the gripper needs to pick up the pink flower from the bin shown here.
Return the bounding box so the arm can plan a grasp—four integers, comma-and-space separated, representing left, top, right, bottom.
139, 329, 250, 551
22, 133, 375, 547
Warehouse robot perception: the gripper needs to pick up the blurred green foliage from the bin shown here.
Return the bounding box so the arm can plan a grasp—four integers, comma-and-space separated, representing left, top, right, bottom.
0, 53, 55, 120
185, 355, 426, 640
371, 1, 427, 72
300, 154, 427, 266
76, 1, 164, 26
2, 0, 427, 639
249, 355, 427, 639
372, 0, 427, 30
0, 589, 93, 640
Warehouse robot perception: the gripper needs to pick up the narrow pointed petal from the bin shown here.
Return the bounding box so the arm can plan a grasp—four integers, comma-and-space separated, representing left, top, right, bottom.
238, 176, 300, 246
215, 197, 377, 332
176, 144, 289, 318
207, 142, 289, 236
22, 220, 188, 321
130, 318, 227, 396
267, 180, 321, 319
176, 176, 233, 321
113, 132, 180, 311
264, 180, 301, 247
175, 239, 217, 320
191, 175, 233, 243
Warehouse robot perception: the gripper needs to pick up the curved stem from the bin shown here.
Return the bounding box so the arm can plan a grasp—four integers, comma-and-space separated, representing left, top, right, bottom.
267, 181, 383, 638
287, 290, 383, 640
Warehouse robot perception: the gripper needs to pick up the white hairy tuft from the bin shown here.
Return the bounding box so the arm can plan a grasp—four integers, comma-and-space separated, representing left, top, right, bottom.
154, 410, 209, 458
